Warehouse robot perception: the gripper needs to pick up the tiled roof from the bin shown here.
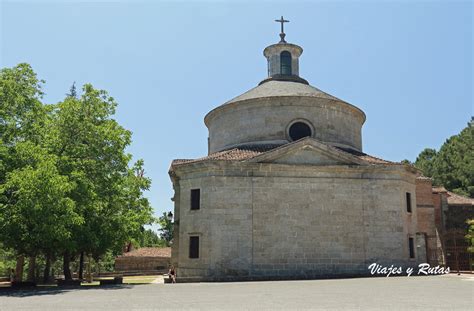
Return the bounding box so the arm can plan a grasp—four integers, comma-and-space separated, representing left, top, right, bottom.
120, 247, 171, 258
171, 144, 283, 166
416, 176, 433, 181
171, 142, 400, 168
446, 191, 474, 206
432, 186, 447, 193
334, 146, 399, 165
224, 80, 342, 105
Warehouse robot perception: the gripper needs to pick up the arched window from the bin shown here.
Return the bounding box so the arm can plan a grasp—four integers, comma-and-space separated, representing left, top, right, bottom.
289, 122, 312, 141
280, 51, 292, 75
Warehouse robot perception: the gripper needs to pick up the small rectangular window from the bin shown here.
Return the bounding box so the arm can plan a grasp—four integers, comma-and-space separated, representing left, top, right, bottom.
191, 189, 200, 210
189, 236, 199, 259
409, 237, 415, 259
406, 192, 412, 213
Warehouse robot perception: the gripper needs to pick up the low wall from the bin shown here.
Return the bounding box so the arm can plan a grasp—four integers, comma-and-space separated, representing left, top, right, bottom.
115, 256, 170, 272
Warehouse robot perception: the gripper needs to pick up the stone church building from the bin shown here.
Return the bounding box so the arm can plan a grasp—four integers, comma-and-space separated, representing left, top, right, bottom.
169, 22, 430, 281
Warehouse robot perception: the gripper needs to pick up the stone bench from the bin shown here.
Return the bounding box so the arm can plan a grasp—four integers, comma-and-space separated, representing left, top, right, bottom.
164, 273, 179, 283
98, 276, 123, 286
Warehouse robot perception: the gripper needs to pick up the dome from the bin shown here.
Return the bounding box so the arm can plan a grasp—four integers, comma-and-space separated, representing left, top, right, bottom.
223, 80, 347, 105
204, 33, 366, 154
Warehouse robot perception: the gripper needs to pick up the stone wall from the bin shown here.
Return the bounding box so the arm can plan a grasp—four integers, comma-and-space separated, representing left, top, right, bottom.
415, 178, 442, 265
431, 191, 446, 229
115, 257, 170, 272
205, 96, 365, 153
172, 161, 419, 281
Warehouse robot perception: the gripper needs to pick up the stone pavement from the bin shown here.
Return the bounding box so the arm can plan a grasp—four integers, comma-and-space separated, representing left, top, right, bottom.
0, 275, 472, 310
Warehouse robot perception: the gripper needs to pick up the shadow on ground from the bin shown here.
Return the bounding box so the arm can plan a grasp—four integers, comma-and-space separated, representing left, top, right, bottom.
0, 284, 139, 297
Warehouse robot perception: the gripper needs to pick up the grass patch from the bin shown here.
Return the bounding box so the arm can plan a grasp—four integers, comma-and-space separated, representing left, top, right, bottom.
81, 281, 100, 286
123, 275, 159, 284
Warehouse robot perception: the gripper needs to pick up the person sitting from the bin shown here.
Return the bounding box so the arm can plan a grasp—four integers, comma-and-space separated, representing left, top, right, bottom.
168, 265, 176, 283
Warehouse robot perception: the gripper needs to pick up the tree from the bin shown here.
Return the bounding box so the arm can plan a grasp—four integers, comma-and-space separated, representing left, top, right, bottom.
0, 243, 15, 277
414, 148, 437, 179
1, 64, 155, 283
432, 124, 474, 197
466, 219, 474, 254
0, 63, 47, 282
0, 144, 82, 282
0, 63, 45, 147
48, 83, 154, 278
157, 212, 173, 246
66, 82, 77, 98
139, 229, 165, 247
414, 122, 473, 197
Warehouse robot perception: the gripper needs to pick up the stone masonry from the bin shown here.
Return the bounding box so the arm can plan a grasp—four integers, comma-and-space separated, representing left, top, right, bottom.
169, 26, 424, 281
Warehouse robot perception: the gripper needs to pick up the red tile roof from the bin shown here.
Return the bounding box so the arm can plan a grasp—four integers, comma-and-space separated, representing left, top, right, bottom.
432, 186, 448, 193
446, 191, 474, 206
171, 142, 400, 169
340, 151, 398, 165
120, 247, 171, 258
171, 144, 281, 166
416, 176, 433, 181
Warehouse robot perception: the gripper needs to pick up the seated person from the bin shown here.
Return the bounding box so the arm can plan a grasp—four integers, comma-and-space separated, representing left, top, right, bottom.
168, 265, 176, 283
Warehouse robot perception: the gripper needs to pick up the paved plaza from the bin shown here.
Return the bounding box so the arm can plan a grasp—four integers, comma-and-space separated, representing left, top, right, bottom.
0, 275, 472, 310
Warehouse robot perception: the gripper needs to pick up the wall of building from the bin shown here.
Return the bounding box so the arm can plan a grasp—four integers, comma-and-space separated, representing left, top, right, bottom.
206, 97, 364, 153
172, 162, 419, 281
431, 192, 446, 230
415, 178, 440, 265
115, 257, 170, 272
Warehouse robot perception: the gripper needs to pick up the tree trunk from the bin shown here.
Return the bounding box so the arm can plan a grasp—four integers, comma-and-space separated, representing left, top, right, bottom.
43, 253, 52, 284
27, 256, 36, 282
79, 251, 84, 280
87, 254, 93, 283
14, 255, 24, 282
63, 251, 72, 280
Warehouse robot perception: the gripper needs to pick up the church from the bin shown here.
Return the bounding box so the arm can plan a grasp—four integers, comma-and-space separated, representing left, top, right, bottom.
169, 18, 427, 281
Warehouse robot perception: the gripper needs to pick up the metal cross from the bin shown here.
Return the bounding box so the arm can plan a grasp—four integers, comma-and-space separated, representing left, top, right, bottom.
275, 16, 289, 42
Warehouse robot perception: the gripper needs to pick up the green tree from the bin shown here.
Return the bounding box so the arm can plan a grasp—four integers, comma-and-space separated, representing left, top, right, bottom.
414, 122, 473, 197
0, 145, 82, 282
139, 229, 165, 247
0, 63, 47, 282
157, 212, 173, 246
433, 124, 474, 197
1, 64, 155, 283
414, 148, 437, 179
48, 84, 153, 278
466, 219, 474, 254
0, 63, 45, 147
0, 243, 15, 277
66, 82, 77, 98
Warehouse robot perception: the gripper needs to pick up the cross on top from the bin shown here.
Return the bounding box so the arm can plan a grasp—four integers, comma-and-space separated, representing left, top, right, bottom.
275, 16, 289, 43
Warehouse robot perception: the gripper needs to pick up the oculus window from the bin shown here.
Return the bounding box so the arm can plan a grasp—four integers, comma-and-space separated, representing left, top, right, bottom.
289, 122, 312, 141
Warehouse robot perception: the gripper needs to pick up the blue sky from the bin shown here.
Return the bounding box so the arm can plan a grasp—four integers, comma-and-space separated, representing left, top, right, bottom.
1, 0, 472, 225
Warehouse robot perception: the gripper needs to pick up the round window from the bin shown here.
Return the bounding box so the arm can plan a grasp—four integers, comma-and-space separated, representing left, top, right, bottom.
289, 122, 312, 141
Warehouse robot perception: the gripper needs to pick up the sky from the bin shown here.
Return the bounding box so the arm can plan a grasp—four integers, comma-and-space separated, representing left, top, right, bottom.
1, 0, 472, 227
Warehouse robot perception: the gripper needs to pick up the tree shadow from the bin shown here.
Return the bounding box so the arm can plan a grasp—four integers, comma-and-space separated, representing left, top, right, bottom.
0, 284, 137, 297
